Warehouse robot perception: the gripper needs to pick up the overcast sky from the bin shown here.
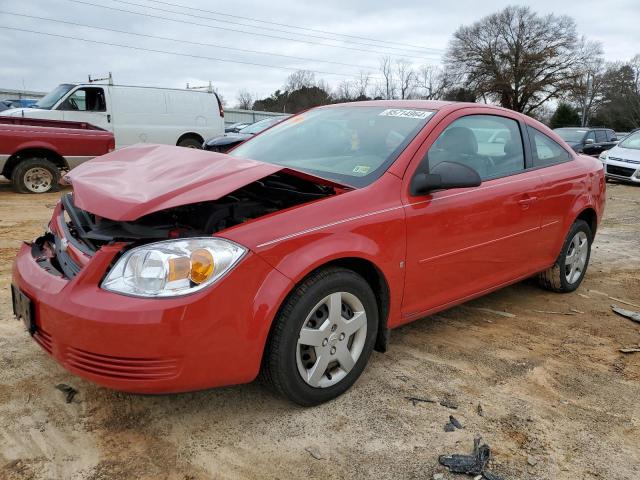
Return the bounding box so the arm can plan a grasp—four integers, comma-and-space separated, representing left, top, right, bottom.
1, 0, 638, 106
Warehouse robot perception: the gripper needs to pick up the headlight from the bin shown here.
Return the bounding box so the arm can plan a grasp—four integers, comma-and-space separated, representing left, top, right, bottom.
599, 150, 609, 161
102, 238, 246, 297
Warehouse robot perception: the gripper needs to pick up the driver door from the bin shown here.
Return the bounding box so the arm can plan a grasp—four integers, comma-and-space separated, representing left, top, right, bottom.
59, 86, 112, 132
401, 110, 544, 320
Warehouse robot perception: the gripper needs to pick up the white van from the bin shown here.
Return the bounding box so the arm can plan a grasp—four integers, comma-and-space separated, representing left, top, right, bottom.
0, 83, 225, 149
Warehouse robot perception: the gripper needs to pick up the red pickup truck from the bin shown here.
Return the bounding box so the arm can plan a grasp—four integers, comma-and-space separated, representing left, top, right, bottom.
0, 117, 114, 193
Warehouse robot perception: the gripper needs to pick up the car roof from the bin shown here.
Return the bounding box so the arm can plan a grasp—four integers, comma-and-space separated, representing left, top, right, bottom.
322, 99, 526, 115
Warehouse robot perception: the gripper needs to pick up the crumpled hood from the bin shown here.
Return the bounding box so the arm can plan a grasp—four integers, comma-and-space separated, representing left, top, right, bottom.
65, 144, 283, 221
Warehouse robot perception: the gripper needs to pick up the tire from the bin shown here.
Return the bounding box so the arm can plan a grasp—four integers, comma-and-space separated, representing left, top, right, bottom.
177, 136, 203, 149
11, 157, 60, 194
262, 267, 378, 406
538, 219, 592, 293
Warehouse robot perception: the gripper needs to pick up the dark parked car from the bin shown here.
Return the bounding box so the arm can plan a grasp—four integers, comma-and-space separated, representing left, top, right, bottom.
554, 127, 618, 156
224, 122, 252, 133
204, 116, 287, 153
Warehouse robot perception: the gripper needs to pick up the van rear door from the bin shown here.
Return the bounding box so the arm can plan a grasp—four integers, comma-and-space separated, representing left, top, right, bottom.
59, 86, 112, 132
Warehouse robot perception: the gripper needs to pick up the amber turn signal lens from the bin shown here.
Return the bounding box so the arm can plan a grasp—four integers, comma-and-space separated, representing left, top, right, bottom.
167, 256, 190, 282
190, 249, 215, 284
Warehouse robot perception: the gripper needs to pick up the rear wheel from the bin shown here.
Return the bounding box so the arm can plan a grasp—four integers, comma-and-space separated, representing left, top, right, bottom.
538, 219, 592, 293
262, 267, 378, 406
11, 157, 60, 194
177, 136, 203, 149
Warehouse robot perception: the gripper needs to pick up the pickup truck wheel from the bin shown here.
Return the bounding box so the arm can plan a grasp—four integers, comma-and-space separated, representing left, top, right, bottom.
538, 219, 592, 293
262, 267, 378, 406
12, 158, 60, 194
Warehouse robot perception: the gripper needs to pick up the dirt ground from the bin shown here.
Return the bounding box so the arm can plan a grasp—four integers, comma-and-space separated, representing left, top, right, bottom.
0, 179, 638, 480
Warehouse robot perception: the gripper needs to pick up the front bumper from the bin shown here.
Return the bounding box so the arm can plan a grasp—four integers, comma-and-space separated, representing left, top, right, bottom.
603, 157, 640, 183
12, 240, 292, 393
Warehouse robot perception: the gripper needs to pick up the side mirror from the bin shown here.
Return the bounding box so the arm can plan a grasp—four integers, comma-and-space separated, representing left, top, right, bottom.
584, 138, 594, 145
410, 161, 482, 196
611, 137, 618, 142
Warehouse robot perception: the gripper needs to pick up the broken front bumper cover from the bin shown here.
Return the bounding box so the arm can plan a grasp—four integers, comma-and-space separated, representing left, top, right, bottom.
12, 240, 292, 393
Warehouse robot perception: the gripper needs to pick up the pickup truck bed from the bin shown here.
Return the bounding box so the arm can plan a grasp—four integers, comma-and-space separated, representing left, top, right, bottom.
0, 117, 114, 193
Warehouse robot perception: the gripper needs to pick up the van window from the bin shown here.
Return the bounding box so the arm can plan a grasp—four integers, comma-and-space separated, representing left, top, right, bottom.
527, 126, 571, 166
59, 87, 106, 112
427, 115, 525, 180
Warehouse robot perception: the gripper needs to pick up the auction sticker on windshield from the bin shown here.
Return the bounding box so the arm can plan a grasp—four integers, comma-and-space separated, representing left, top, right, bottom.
379, 109, 434, 119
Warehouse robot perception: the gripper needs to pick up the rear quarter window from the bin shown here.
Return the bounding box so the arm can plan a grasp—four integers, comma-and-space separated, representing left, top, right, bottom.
527, 126, 572, 167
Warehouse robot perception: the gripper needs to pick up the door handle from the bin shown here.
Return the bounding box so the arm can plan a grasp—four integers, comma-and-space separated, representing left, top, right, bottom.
107, 114, 111, 123
518, 196, 538, 209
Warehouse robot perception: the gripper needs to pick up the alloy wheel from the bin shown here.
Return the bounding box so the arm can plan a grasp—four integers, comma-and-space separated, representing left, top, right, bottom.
565, 231, 589, 284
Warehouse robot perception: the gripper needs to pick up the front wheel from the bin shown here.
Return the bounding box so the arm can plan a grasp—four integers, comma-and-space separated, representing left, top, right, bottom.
262, 267, 378, 406
11, 157, 60, 194
538, 219, 592, 293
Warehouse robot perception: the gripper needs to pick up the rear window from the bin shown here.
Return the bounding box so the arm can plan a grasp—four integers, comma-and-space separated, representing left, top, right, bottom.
528, 126, 572, 166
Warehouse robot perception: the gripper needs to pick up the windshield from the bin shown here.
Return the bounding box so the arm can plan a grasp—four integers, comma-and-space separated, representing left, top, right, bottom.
35, 84, 75, 109
554, 128, 587, 143
239, 116, 283, 135
618, 131, 640, 150
229, 106, 435, 187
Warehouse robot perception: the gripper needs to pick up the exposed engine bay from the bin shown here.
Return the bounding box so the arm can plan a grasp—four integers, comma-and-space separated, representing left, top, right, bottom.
63, 172, 337, 252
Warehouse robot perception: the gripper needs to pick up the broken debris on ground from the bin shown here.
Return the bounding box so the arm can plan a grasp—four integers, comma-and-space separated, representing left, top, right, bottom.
54, 383, 78, 403
405, 396, 436, 406
440, 398, 459, 409
439, 436, 504, 479
444, 415, 463, 432
619, 346, 640, 353
612, 305, 640, 323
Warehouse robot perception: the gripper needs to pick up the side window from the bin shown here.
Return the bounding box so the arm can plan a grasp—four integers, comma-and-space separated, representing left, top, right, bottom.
595, 130, 606, 143
606, 130, 616, 141
584, 131, 596, 143
427, 115, 525, 180
527, 126, 571, 166
59, 88, 106, 112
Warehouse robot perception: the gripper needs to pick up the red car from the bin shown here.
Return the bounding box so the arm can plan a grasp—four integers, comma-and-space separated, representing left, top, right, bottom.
12, 101, 605, 406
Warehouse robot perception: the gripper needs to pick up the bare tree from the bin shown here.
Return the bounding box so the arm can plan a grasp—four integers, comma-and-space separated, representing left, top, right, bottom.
379, 56, 396, 99
445, 6, 600, 113
630, 55, 640, 126
285, 70, 316, 91
354, 71, 371, 99
336, 80, 355, 101
417, 65, 448, 100
235, 89, 254, 110
396, 59, 416, 99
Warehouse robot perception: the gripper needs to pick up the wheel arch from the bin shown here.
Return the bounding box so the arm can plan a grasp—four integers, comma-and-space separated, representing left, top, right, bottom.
317, 257, 391, 352
262, 255, 392, 361
575, 207, 598, 236
3, 147, 67, 179
176, 132, 204, 147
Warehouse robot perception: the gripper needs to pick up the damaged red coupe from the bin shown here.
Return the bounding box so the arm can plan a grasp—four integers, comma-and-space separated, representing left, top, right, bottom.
12, 101, 605, 406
